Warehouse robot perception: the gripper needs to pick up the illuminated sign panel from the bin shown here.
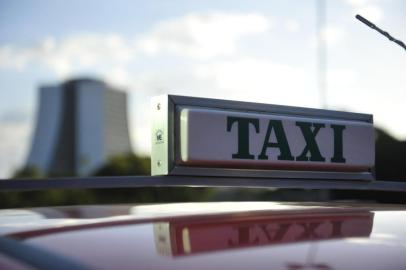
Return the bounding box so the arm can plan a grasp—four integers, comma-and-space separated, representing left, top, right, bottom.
151, 95, 374, 180
179, 107, 373, 171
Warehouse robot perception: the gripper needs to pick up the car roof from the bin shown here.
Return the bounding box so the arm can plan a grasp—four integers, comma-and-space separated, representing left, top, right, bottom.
2, 201, 406, 270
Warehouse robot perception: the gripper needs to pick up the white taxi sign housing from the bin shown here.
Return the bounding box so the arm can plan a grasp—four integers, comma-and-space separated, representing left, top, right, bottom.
151, 95, 374, 180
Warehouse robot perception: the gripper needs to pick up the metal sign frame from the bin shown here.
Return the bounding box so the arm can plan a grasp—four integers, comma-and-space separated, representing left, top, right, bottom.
151, 95, 374, 181
2, 176, 406, 192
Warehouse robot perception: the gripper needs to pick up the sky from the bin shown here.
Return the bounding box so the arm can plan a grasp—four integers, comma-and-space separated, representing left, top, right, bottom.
0, 0, 405, 178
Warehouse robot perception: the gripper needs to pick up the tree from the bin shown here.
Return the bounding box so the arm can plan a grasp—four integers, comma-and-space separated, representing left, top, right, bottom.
13, 166, 43, 179
93, 153, 150, 176
91, 153, 214, 204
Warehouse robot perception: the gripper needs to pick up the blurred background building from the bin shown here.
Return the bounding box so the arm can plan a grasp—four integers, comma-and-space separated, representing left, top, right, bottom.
26, 78, 132, 176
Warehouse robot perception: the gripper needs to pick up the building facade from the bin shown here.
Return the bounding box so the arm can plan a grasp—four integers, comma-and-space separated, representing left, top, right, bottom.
27, 78, 132, 176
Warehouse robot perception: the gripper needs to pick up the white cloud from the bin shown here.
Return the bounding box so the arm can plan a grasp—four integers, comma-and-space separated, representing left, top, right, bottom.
345, 0, 370, 8
105, 67, 131, 88
136, 12, 271, 59
285, 19, 300, 33
0, 11, 271, 79
344, 0, 384, 23
0, 109, 30, 124
307, 25, 346, 49
41, 34, 136, 78
0, 121, 31, 178
357, 5, 383, 23
321, 25, 346, 45
326, 69, 358, 104
194, 58, 310, 102
0, 34, 136, 78
128, 58, 312, 105
0, 45, 37, 71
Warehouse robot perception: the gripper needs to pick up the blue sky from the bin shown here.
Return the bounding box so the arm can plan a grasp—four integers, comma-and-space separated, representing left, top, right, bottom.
0, 0, 405, 177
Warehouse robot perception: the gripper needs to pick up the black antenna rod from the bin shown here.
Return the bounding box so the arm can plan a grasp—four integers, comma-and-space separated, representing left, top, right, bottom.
356, 14, 406, 51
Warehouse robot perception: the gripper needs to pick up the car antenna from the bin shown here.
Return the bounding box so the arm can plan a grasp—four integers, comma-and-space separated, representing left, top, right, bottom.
355, 14, 406, 51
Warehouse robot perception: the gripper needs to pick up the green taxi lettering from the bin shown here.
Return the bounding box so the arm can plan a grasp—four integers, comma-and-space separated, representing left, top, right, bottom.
226, 116, 346, 163
227, 116, 259, 159
295, 122, 326, 162
258, 120, 294, 161
331, 124, 346, 163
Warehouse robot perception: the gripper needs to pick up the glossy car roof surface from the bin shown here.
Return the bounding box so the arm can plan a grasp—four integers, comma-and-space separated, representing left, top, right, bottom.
1, 202, 406, 270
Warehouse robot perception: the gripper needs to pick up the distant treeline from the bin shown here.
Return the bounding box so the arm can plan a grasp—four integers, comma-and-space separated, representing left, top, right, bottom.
375, 128, 406, 180
2, 128, 406, 208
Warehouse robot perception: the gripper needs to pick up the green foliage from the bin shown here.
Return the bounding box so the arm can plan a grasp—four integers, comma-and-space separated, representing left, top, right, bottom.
90, 153, 214, 205
90, 187, 214, 205
375, 128, 406, 181
93, 153, 150, 176
2, 153, 214, 208
0, 187, 215, 209
0, 190, 96, 209
13, 166, 43, 179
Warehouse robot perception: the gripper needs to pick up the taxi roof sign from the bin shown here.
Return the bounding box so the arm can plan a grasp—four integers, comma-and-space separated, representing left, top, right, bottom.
151, 95, 374, 180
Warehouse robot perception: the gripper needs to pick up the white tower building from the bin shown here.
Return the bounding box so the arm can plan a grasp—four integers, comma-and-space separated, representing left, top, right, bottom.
26, 78, 132, 176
